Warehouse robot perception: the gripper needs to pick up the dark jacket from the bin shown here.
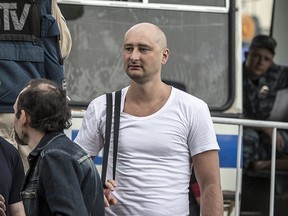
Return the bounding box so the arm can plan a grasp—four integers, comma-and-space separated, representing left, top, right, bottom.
21, 132, 105, 216
0, 136, 25, 215
243, 63, 288, 120
0, 0, 64, 113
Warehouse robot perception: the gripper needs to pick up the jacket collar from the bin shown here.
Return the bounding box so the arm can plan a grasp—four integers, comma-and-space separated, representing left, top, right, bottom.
29, 132, 65, 158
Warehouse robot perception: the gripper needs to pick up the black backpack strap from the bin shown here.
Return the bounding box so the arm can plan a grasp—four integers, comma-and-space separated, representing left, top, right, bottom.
101, 90, 122, 188
102, 93, 112, 188
113, 90, 121, 179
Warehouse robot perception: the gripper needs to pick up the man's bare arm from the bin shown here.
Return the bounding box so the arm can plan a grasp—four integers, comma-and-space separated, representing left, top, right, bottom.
193, 150, 223, 216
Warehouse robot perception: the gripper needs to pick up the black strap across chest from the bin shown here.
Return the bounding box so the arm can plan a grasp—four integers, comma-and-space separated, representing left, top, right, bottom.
101, 90, 121, 188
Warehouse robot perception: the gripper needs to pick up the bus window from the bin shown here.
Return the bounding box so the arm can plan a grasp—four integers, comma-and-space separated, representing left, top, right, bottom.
60, 0, 239, 114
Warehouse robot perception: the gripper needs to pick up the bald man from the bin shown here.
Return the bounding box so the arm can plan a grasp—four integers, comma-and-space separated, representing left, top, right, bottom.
75, 22, 223, 216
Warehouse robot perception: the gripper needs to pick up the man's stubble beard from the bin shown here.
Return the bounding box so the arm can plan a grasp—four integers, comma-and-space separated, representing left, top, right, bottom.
14, 128, 29, 146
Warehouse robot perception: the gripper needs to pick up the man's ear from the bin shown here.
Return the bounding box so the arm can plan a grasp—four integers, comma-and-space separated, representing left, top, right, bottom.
19, 110, 29, 126
161, 48, 170, 65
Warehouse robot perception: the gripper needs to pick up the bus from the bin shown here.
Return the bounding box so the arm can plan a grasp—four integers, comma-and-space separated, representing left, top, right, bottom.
58, 0, 287, 215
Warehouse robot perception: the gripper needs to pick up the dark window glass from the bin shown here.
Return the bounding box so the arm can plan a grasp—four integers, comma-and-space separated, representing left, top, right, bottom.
61, 4, 230, 110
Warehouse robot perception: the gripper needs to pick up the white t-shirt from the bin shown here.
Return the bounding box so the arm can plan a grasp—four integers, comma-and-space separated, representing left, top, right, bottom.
75, 86, 219, 216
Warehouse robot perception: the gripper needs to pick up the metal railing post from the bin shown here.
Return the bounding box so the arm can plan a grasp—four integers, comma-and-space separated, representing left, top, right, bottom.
269, 127, 277, 216
234, 124, 243, 216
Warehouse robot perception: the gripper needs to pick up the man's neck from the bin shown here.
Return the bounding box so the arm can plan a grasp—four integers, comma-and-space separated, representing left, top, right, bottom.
28, 130, 45, 151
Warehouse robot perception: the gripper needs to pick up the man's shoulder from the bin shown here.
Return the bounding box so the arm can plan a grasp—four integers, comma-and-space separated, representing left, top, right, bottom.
44, 135, 90, 160
88, 87, 128, 111
268, 64, 288, 86
0, 136, 18, 153
173, 87, 207, 106
269, 63, 288, 74
0, 136, 21, 167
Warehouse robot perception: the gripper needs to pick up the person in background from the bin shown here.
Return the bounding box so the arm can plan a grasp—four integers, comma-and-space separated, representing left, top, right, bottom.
0, 137, 25, 216
75, 22, 223, 216
14, 78, 104, 216
0, 0, 72, 173
242, 35, 288, 171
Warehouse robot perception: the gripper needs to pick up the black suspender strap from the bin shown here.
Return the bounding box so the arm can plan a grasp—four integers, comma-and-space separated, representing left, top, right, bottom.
113, 90, 121, 179
101, 90, 121, 188
101, 93, 112, 188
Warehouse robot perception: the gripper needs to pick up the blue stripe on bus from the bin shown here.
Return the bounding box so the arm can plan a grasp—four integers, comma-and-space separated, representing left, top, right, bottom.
72, 130, 241, 168
217, 134, 241, 168
72, 130, 79, 141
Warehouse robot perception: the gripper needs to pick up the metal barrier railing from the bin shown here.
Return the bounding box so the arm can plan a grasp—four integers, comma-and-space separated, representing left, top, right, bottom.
212, 117, 288, 216
72, 111, 288, 216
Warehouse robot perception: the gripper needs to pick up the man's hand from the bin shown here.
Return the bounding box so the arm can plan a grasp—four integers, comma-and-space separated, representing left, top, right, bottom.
0, 195, 6, 216
104, 179, 118, 207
